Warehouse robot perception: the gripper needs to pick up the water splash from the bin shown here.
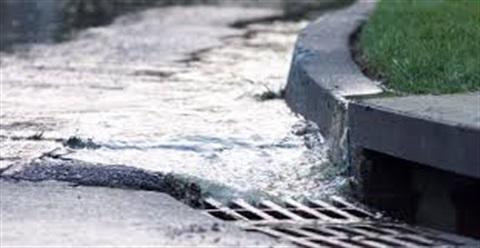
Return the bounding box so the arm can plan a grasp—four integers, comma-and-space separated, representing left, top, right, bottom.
1, 8, 350, 203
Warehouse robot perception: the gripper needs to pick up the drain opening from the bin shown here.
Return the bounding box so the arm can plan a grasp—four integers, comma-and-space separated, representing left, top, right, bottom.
309, 238, 343, 247
291, 209, 322, 219
264, 210, 292, 220
207, 210, 237, 221
235, 210, 265, 221
315, 209, 349, 220
229, 199, 277, 221
397, 236, 434, 246
203, 200, 219, 210
330, 197, 376, 219
273, 227, 308, 238
342, 209, 373, 219
361, 238, 401, 248
354, 225, 392, 235
328, 226, 369, 237
337, 239, 378, 248
301, 227, 336, 237
305, 199, 365, 221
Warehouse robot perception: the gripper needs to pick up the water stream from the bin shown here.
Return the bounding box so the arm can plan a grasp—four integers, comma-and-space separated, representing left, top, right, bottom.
1, 0, 353, 203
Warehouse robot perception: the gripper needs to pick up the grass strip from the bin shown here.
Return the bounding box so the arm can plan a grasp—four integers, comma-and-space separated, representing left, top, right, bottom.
359, 0, 480, 94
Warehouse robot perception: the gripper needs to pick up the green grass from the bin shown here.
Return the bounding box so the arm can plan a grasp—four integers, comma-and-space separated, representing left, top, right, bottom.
359, 0, 480, 94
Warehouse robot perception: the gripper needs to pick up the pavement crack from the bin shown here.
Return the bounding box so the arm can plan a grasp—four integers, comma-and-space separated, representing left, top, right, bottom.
38, 148, 74, 160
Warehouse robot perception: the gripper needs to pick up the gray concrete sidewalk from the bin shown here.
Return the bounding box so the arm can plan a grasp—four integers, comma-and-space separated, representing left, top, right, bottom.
0, 179, 291, 247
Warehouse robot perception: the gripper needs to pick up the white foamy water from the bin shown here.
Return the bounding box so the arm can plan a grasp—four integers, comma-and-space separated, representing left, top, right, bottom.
1, 6, 345, 200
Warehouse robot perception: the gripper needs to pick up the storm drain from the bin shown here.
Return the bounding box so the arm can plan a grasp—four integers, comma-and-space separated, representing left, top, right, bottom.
203, 197, 479, 248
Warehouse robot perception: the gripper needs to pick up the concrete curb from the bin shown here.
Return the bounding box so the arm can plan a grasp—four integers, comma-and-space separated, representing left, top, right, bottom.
349, 93, 480, 179
285, 0, 480, 237
285, 0, 480, 178
285, 0, 381, 163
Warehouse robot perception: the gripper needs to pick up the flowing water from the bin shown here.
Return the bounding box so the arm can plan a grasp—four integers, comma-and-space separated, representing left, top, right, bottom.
1, 0, 352, 202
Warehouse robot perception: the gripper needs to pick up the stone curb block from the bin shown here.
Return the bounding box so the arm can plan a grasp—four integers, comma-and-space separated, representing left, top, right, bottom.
349, 96, 480, 179
284, 0, 479, 179
285, 0, 381, 163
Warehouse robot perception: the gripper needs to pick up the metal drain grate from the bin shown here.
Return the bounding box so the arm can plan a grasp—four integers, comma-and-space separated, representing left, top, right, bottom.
204, 197, 375, 224
203, 197, 480, 248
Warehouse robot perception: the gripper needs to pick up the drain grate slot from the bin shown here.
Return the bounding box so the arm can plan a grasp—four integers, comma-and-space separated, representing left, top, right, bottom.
203, 197, 480, 248
306, 199, 364, 221
328, 226, 370, 238
203, 198, 249, 221
362, 238, 404, 248
261, 200, 305, 221
231, 199, 277, 221
315, 209, 349, 220
207, 210, 238, 221
264, 210, 292, 220
285, 199, 341, 221
342, 209, 374, 219
354, 225, 392, 236
397, 235, 435, 246
235, 210, 265, 221
340, 239, 382, 248
301, 227, 336, 237
273, 227, 308, 238
330, 196, 376, 219
290, 209, 322, 219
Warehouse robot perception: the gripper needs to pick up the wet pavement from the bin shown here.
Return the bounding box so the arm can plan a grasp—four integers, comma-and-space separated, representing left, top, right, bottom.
1, 3, 347, 202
